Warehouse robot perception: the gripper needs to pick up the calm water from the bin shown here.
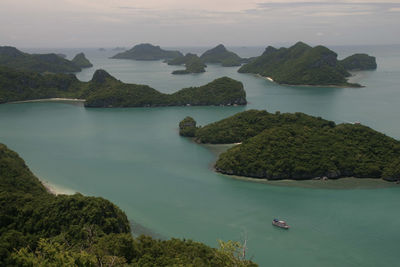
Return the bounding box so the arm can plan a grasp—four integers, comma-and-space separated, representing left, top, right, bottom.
1, 45, 400, 266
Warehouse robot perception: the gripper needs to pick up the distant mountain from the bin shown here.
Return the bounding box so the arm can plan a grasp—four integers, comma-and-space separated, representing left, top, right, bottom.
0, 46, 82, 73
111, 43, 183, 60
238, 42, 367, 87
200, 44, 242, 66
340, 53, 377, 71
71, 52, 93, 68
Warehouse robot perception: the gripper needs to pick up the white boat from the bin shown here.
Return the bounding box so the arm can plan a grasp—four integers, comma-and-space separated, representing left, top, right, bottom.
272, 219, 289, 229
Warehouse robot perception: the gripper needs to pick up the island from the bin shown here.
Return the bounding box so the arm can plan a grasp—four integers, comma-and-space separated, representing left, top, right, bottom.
171, 54, 206, 74
0, 143, 257, 266
340, 53, 377, 71
179, 110, 400, 181
111, 43, 183, 60
0, 67, 247, 107
200, 44, 243, 66
238, 42, 377, 87
0, 46, 82, 73
71, 52, 93, 68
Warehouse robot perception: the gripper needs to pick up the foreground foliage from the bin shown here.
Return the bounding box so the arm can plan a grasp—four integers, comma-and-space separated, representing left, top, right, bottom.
0, 143, 257, 266
179, 110, 400, 181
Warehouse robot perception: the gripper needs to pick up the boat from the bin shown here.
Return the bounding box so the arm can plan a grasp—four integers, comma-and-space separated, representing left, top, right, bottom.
272, 219, 289, 229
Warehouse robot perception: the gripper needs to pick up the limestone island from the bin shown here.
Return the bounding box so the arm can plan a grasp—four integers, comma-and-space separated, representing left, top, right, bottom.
0, 143, 257, 266
179, 110, 400, 182
111, 43, 183, 60
171, 54, 206, 74
200, 44, 244, 67
0, 67, 246, 107
238, 42, 377, 87
0, 46, 88, 73
71, 52, 93, 68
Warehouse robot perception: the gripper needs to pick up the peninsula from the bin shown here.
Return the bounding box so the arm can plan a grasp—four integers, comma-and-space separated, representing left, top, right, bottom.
0, 143, 257, 266
179, 110, 400, 181
111, 43, 183, 60
238, 42, 376, 87
0, 46, 90, 73
0, 67, 246, 107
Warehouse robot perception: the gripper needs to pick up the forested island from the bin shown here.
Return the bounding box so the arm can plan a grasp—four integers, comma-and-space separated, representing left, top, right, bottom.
0, 143, 257, 266
0, 46, 92, 73
200, 44, 243, 66
171, 54, 206, 74
238, 42, 377, 87
0, 67, 246, 107
111, 43, 183, 60
179, 110, 400, 181
71, 52, 93, 68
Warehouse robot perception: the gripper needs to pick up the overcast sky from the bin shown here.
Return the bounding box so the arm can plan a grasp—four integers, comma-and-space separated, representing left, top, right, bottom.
1, 0, 399, 48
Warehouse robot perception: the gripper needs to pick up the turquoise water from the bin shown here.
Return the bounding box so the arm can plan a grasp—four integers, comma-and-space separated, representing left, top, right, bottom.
1, 45, 400, 266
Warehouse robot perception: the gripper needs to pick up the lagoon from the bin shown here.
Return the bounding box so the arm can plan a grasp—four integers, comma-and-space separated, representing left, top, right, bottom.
1, 45, 400, 266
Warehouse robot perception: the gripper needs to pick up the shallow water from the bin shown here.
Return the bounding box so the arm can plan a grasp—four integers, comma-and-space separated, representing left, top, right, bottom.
2, 45, 400, 266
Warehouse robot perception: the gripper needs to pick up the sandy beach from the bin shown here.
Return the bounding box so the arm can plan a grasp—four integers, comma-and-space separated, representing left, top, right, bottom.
9, 98, 86, 104
40, 180, 75, 195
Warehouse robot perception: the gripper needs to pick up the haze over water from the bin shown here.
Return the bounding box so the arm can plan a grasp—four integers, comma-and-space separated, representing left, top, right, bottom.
1, 45, 400, 266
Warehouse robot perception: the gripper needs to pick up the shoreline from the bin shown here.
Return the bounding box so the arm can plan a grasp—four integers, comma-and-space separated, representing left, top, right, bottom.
201, 143, 398, 189
255, 74, 363, 88
8, 98, 86, 104
218, 172, 398, 189
40, 179, 75, 195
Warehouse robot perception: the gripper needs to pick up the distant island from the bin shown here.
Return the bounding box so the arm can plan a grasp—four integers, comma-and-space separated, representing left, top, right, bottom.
171, 54, 206, 74
0, 143, 257, 266
71, 52, 93, 68
0, 46, 93, 73
238, 42, 377, 87
179, 110, 400, 181
0, 67, 246, 107
111, 43, 183, 60
200, 44, 243, 67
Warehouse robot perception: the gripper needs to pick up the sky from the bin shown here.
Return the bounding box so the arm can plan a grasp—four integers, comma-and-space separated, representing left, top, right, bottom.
0, 0, 399, 48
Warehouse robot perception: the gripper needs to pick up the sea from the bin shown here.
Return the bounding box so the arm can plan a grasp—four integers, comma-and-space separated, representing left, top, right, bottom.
1, 45, 400, 266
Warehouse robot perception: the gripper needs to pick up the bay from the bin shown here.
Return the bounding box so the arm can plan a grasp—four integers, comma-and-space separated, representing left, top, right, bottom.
1, 45, 400, 266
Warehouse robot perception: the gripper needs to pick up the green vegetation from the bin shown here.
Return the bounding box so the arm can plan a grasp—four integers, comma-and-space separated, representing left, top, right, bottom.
340, 53, 377, 71
179, 116, 197, 137
200, 44, 243, 66
0, 143, 257, 266
238, 42, 363, 87
111, 43, 183, 60
172, 54, 206, 74
0, 67, 247, 107
71, 52, 93, 68
167, 53, 198, 65
0, 46, 82, 73
85, 75, 246, 107
179, 110, 400, 181
192, 110, 335, 144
